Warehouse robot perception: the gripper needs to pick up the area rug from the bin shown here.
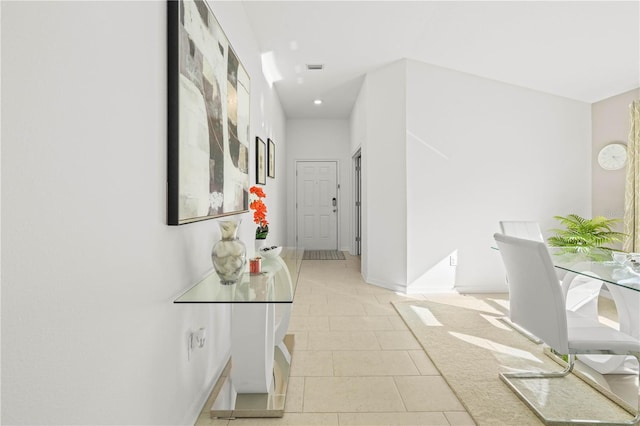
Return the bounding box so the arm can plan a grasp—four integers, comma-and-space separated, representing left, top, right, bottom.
302, 250, 346, 260
392, 294, 635, 425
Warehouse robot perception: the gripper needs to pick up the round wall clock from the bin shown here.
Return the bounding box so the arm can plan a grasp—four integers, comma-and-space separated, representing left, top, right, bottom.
597, 143, 627, 170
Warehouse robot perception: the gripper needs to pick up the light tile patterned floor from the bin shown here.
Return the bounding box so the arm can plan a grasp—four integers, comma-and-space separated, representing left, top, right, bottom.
196, 253, 475, 425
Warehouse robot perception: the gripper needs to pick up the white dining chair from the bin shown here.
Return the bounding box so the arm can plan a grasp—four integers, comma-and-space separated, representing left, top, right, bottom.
499, 220, 602, 319
494, 233, 640, 425
498, 220, 635, 374
499, 220, 544, 241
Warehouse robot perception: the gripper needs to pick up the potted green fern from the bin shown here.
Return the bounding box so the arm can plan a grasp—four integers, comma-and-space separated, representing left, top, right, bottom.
547, 214, 626, 255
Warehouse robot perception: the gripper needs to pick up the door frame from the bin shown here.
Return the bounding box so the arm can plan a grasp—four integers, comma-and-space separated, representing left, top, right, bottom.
294, 159, 340, 250
352, 150, 362, 256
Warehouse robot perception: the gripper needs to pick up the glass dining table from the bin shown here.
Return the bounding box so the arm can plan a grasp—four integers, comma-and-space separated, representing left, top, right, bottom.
549, 247, 640, 293
532, 247, 639, 374
493, 245, 640, 371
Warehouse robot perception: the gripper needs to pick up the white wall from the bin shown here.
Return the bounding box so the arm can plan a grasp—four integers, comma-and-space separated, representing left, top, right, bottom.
351, 59, 592, 293
349, 84, 366, 156
592, 88, 640, 240
405, 60, 592, 292
349, 83, 366, 255
1, 1, 285, 424
285, 119, 351, 251
359, 61, 408, 291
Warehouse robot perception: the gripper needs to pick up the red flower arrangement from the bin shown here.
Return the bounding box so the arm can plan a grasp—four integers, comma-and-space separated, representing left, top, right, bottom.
249, 186, 269, 239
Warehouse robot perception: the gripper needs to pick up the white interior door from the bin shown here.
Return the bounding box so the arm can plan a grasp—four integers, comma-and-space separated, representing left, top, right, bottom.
296, 161, 338, 250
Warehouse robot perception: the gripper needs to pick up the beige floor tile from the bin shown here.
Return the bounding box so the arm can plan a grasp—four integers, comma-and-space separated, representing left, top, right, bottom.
444, 411, 477, 425
338, 411, 451, 425
329, 315, 395, 331
284, 376, 304, 413
408, 350, 440, 375
194, 412, 229, 425
387, 315, 410, 330
228, 413, 339, 425
326, 293, 381, 306
332, 350, 420, 376
288, 315, 330, 331
303, 376, 406, 412
375, 293, 427, 304
356, 284, 399, 295
293, 294, 328, 305
375, 330, 422, 350
291, 303, 310, 316
307, 331, 381, 350
290, 331, 308, 350
362, 302, 398, 316
290, 350, 333, 376
308, 302, 366, 316
292, 284, 313, 295
394, 376, 466, 412
310, 285, 360, 296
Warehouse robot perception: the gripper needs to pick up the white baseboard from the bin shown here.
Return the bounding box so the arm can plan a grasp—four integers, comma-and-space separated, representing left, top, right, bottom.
406, 286, 458, 295
363, 277, 407, 293
183, 350, 231, 426
455, 284, 509, 294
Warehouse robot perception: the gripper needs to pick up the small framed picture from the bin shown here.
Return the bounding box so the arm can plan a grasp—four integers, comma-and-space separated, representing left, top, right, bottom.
267, 138, 276, 178
256, 137, 266, 185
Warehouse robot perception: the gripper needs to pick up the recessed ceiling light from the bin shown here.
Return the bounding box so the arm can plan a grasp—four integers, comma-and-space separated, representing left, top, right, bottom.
313, 99, 323, 105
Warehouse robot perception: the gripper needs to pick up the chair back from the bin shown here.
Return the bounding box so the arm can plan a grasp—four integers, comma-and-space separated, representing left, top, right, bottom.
499, 221, 544, 242
494, 233, 569, 353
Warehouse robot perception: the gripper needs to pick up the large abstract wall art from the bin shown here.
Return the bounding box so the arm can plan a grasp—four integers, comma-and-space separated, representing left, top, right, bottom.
168, 0, 250, 225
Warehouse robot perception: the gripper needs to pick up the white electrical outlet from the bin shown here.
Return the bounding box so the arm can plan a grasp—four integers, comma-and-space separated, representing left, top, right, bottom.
187, 328, 207, 362
194, 327, 206, 348
449, 254, 458, 266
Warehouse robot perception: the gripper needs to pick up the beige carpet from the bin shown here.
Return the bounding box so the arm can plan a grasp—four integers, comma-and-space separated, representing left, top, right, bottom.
393, 294, 636, 426
302, 250, 346, 260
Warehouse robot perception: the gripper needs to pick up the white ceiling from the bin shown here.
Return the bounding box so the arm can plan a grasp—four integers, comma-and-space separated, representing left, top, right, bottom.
241, 1, 640, 119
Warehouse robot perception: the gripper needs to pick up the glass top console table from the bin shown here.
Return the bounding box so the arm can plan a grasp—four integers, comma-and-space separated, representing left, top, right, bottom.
175, 247, 303, 419
175, 247, 303, 303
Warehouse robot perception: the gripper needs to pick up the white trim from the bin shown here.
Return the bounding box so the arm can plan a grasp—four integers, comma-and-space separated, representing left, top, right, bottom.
406, 288, 460, 295
363, 277, 407, 294
351, 149, 362, 256
454, 284, 509, 294
183, 350, 231, 425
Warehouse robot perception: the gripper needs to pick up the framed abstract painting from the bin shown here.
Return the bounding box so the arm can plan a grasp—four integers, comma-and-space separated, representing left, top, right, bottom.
167, 0, 250, 225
